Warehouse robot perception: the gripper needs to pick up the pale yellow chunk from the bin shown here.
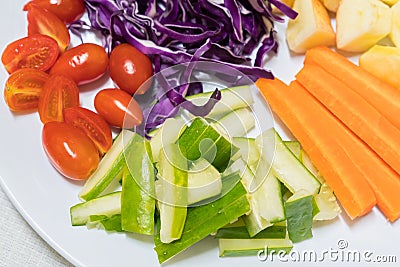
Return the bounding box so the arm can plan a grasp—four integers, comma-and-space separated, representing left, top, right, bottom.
359, 45, 400, 90
336, 0, 391, 52
286, 0, 335, 53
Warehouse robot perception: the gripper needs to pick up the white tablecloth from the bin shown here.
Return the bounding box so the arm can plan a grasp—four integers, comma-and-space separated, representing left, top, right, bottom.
0, 186, 73, 266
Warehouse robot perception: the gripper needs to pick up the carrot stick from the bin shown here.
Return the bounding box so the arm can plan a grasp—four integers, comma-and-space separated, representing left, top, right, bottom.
256, 78, 376, 219
296, 64, 400, 177
291, 80, 400, 222
304, 46, 400, 131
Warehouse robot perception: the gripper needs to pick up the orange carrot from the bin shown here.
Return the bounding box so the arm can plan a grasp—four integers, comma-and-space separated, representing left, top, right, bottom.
292, 80, 400, 222
304, 46, 400, 131
296, 64, 400, 177
256, 78, 376, 219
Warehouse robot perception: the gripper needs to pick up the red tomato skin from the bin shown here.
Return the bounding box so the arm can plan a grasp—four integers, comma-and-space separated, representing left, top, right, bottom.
63, 107, 113, 155
94, 89, 143, 129
25, 4, 70, 52
24, 0, 85, 24
38, 74, 80, 123
42, 121, 100, 180
50, 43, 109, 85
1, 34, 59, 74
109, 43, 153, 95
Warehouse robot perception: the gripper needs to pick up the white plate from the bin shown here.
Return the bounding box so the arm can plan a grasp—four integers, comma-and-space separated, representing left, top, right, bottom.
1, 1, 399, 266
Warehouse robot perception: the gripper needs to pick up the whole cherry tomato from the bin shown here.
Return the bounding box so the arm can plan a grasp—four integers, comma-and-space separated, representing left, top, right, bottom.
94, 89, 143, 128
109, 43, 153, 95
24, 0, 85, 24
25, 4, 70, 51
38, 74, 79, 123
50, 43, 109, 85
4, 68, 49, 111
63, 106, 112, 155
42, 121, 100, 180
1, 34, 59, 74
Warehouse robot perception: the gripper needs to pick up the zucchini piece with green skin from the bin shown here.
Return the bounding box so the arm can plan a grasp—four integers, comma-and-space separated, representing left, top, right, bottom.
79, 130, 136, 201
300, 149, 341, 220
187, 158, 222, 205
156, 143, 188, 244
150, 117, 187, 163
121, 134, 156, 235
227, 159, 284, 236
213, 107, 255, 138
70, 191, 121, 226
186, 85, 254, 119
232, 137, 259, 168
218, 236, 293, 257
178, 117, 238, 172
285, 190, 319, 243
215, 225, 286, 239
256, 128, 321, 195
284, 141, 301, 159
154, 181, 250, 264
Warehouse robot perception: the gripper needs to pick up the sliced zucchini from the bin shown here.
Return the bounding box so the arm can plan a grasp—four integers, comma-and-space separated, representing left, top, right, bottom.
256, 128, 321, 195
213, 107, 255, 138
218, 236, 293, 257
187, 158, 222, 205
156, 143, 188, 244
215, 224, 286, 239
121, 133, 155, 235
79, 130, 136, 201
232, 137, 259, 167
154, 181, 250, 264
150, 117, 187, 163
285, 190, 319, 243
70, 191, 121, 226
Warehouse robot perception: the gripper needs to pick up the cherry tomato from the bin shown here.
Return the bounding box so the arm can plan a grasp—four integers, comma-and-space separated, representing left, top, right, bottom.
63, 107, 112, 155
38, 74, 79, 123
24, 0, 85, 24
25, 4, 70, 52
1, 34, 59, 74
42, 121, 100, 180
94, 89, 143, 128
4, 68, 49, 111
50, 43, 108, 85
109, 43, 153, 95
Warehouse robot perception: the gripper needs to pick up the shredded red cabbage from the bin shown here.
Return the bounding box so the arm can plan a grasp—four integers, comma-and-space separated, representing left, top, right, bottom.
78, 0, 297, 81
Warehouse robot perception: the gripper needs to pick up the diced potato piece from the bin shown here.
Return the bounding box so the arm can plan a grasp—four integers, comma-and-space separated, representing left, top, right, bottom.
359, 45, 400, 89
390, 1, 400, 47
286, 0, 335, 53
319, 0, 340, 12
336, 0, 391, 52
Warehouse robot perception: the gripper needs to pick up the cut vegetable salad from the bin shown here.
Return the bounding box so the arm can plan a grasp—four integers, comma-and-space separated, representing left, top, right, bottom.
2, 0, 400, 265
70, 85, 341, 263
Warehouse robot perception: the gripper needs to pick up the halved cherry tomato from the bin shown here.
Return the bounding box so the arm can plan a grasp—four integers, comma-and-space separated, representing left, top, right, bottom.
42, 121, 100, 180
63, 107, 112, 155
4, 68, 49, 111
25, 4, 70, 51
1, 34, 59, 74
94, 88, 143, 128
24, 0, 85, 24
50, 43, 109, 85
109, 43, 153, 95
38, 74, 79, 123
